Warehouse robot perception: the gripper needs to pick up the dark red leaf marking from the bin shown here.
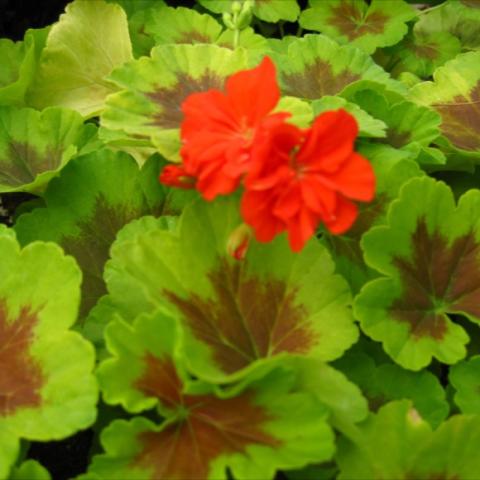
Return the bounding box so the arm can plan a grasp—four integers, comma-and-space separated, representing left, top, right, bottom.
175, 31, 213, 44
147, 72, 224, 129
0, 142, 63, 187
411, 41, 439, 60
0, 301, 43, 416
329, 0, 389, 41
133, 356, 279, 480
391, 218, 480, 339
164, 259, 316, 374
134, 355, 183, 409
433, 81, 480, 151
281, 59, 360, 99
62, 196, 163, 318
461, 0, 480, 7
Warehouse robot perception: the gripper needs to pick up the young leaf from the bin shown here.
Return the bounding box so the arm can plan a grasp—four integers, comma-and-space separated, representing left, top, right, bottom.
0, 230, 97, 444
299, 0, 417, 54
334, 352, 449, 427
14, 151, 169, 319
0, 106, 90, 193
449, 355, 480, 414
27, 0, 133, 117
92, 311, 335, 480
355, 176, 480, 370
105, 197, 357, 382
410, 51, 480, 157
100, 44, 248, 161
273, 34, 406, 102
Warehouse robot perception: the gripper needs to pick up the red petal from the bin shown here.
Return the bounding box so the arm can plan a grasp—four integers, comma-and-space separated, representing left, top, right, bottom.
286, 208, 318, 252
226, 57, 280, 127
326, 152, 376, 201
298, 110, 358, 172
159, 165, 196, 189
324, 197, 358, 235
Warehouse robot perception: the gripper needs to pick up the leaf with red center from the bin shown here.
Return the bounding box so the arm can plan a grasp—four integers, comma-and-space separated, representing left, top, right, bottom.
0, 228, 97, 470
380, 30, 461, 79
299, 0, 416, 54
410, 51, 480, 157
337, 400, 480, 480
272, 35, 405, 102
354, 176, 480, 370
14, 150, 171, 320
0, 106, 94, 193
414, 0, 480, 51
92, 311, 335, 480
104, 197, 357, 382
100, 44, 248, 161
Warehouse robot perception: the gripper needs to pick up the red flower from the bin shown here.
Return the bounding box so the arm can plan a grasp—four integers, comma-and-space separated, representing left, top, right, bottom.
159, 57, 289, 200
241, 109, 375, 252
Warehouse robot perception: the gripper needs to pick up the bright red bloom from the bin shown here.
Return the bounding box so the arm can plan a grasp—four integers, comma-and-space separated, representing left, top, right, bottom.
241, 109, 375, 252
159, 57, 289, 200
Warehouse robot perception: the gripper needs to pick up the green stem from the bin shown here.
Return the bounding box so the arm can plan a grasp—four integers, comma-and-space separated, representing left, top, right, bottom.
417, 3, 445, 15
233, 27, 240, 48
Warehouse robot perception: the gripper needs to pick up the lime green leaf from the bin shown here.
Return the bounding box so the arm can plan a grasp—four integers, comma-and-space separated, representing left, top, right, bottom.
299, 0, 416, 54
0, 106, 91, 194
410, 51, 480, 157
14, 151, 168, 319
338, 399, 480, 479
27, 0, 133, 117
100, 44, 248, 161
105, 197, 357, 382
276, 96, 314, 128
252, 0, 300, 22
0, 232, 97, 444
334, 352, 449, 427
336, 401, 432, 480
324, 143, 423, 294
408, 414, 480, 479
349, 89, 443, 165
415, 0, 480, 51
0, 28, 49, 107
450, 355, 480, 414
291, 357, 368, 426
0, 427, 19, 480
94, 312, 334, 480
273, 35, 406, 101
9, 460, 51, 480
354, 176, 480, 370
312, 96, 387, 138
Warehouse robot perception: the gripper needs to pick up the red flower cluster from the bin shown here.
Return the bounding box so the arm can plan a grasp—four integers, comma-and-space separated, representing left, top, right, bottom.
159, 57, 375, 252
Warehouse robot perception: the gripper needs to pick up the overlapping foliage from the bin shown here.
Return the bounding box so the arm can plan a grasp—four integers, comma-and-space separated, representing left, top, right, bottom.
2, 0, 480, 478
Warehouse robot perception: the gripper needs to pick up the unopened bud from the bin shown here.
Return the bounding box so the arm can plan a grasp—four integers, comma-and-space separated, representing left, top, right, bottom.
227, 223, 252, 261
231, 1, 242, 14
222, 12, 235, 30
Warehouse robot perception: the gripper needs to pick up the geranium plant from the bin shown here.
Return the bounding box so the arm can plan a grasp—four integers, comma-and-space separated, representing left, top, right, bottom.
1, 0, 480, 478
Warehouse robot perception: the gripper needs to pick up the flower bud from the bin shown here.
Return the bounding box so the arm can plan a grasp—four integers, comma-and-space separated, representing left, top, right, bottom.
227, 223, 252, 261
